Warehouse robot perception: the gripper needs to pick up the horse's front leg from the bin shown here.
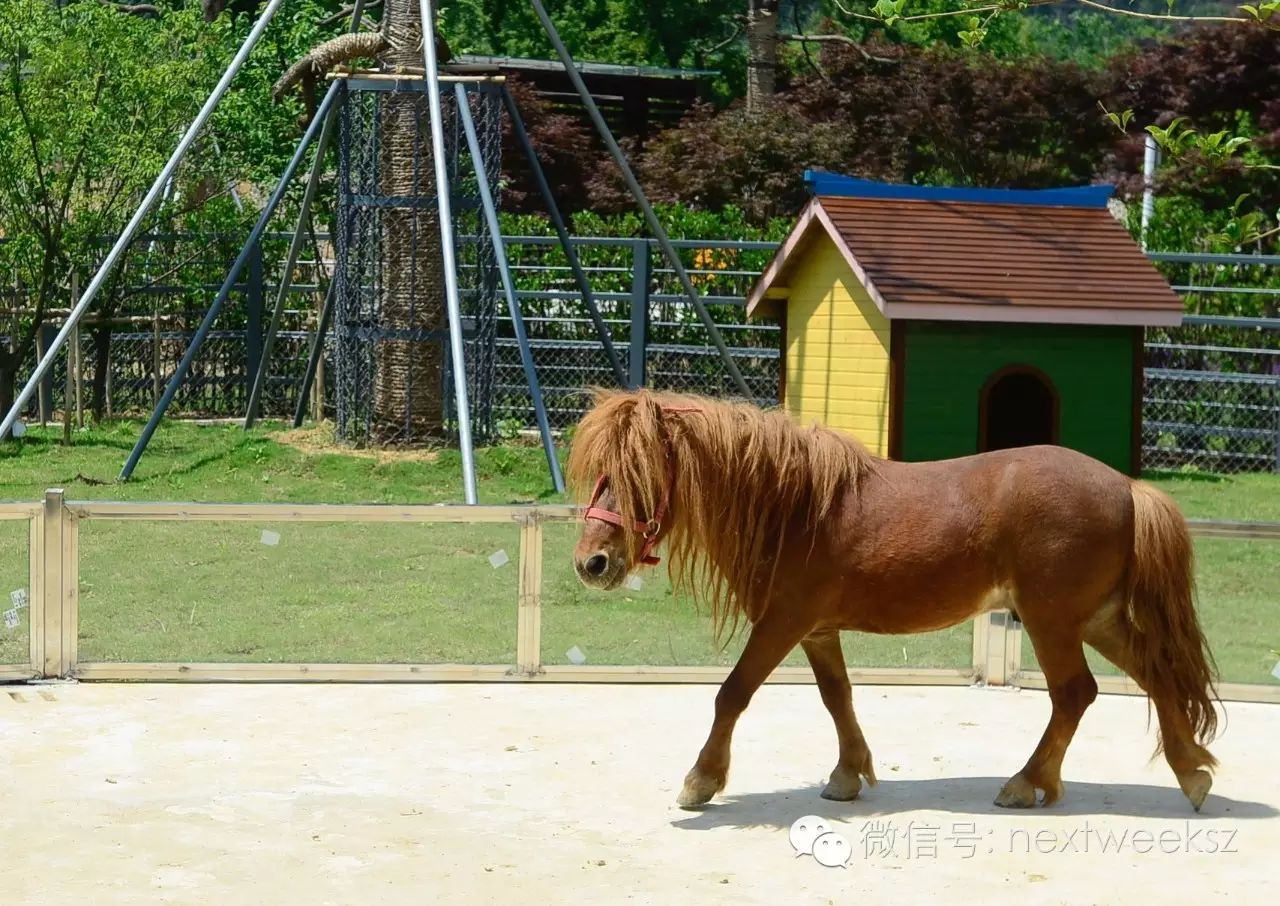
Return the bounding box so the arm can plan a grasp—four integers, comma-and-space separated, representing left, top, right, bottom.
676, 611, 811, 809
801, 631, 877, 801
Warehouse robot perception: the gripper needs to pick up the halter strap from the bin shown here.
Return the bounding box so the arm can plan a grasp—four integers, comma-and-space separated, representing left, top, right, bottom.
584, 460, 675, 566
582, 405, 697, 567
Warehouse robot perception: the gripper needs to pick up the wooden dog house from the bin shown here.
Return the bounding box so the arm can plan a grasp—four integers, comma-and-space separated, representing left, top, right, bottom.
746, 172, 1184, 476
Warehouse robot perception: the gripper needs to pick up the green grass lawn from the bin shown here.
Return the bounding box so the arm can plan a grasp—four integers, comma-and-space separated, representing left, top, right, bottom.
0, 420, 1275, 684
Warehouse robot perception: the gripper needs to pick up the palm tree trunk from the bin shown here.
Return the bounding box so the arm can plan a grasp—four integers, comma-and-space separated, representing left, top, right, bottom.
373, 0, 445, 442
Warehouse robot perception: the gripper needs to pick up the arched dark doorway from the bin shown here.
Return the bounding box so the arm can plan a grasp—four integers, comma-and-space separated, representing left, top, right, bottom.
979, 366, 1059, 453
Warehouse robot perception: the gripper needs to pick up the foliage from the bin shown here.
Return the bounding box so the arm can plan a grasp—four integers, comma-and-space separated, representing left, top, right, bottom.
619, 24, 1278, 249
500, 75, 602, 213
0, 0, 221, 408
442, 0, 743, 68
625, 39, 1117, 221
0, 0, 362, 422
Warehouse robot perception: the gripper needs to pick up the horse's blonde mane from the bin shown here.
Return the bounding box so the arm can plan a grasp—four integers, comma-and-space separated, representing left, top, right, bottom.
566, 388, 876, 637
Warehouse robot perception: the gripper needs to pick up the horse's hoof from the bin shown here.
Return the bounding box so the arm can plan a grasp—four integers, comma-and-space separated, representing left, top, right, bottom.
820, 766, 863, 801
676, 771, 722, 810
994, 774, 1037, 809
1179, 770, 1212, 812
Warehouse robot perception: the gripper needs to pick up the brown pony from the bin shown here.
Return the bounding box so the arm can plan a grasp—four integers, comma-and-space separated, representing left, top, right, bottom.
567, 388, 1220, 812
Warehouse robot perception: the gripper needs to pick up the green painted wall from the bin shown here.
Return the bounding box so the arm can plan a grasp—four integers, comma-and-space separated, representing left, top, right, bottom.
899, 321, 1136, 473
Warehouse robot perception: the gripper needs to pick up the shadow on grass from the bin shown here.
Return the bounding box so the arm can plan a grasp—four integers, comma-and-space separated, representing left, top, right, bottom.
671, 778, 1278, 830
3, 432, 137, 455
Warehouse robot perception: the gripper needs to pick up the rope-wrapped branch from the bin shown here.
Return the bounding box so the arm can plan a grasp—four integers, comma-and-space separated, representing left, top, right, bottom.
271, 28, 454, 108
272, 32, 389, 103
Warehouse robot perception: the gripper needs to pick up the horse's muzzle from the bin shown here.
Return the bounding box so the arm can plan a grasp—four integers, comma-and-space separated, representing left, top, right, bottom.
574, 551, 626, 590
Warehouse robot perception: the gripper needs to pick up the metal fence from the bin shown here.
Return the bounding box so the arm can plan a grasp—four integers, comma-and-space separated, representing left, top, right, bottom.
1, 491, 1277, 704
4, 237, 1278, 472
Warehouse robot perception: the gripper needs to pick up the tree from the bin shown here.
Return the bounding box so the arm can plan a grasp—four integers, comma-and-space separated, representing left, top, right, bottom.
746, 1, 780, 109
0, 0, 227, 424
274, 0, 458, 441
626, 22, 1278, 244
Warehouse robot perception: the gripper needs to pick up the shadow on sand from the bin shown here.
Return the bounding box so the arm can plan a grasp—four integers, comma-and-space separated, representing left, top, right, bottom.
671, 777, 1278, 832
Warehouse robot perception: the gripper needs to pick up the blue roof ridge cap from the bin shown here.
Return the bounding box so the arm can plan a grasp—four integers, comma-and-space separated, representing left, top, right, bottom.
804, 170, 1115, 209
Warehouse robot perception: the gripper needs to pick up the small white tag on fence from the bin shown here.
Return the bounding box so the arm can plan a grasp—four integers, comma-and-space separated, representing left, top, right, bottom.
566, 646, 587, 665
626, 575, 643, 592
260, 530, 281, 547
10, 589, 28, 610
488, 550, 509, 569
1272, 660, 1280, 682
3, 609, 18, 631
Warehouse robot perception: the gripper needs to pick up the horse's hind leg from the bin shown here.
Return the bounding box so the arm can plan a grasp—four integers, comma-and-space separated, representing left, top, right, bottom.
996, 620, 1098, 808
677, 613, 811, 809
1084, 602, 1216, 810
800, 632, 877, 801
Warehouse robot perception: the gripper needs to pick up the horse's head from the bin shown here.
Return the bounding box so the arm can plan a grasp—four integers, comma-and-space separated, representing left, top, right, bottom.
566, 389, 696, 590
571, 479, 660, 590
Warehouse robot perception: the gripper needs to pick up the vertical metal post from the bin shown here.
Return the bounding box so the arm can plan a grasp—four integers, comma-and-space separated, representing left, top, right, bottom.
516, 513, 544, 676
120, 82, 340, 480
526, 0, 752, 398
0, 0, 288, 440
1273, 377, 1280, 474
62, 273, 78, 444
246, 241, 264, 402
420, 0, 478, 505
152, 311, 162, 405
499, 85, 627, 388
105, 334, 113, 420
293, 278, 336, 429
36, 323, 54, 424
630, 239, 650, 388
73, 322, 83, 429
1141, 134, 1160, 250
455, 83, 564, 494
37, 490, 76, 679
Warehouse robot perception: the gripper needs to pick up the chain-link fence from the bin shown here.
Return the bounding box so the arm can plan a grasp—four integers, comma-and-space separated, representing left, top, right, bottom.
332, 79, 503, 447
488, 236, 781, 431
4, 237, 1278, 474
1143, 316, 1280, 473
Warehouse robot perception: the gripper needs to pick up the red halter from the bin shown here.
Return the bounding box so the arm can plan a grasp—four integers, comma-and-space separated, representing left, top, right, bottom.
582, 405, 697, 567
584, 458, 676, 566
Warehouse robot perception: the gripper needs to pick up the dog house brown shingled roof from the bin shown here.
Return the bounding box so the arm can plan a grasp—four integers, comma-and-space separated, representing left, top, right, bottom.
747, 173, 1183, 327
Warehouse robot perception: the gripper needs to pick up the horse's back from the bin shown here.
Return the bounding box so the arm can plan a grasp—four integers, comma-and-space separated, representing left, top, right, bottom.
824, 444, 1136, 633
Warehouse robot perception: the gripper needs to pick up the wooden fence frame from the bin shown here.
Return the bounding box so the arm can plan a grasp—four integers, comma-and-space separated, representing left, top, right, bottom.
1, 490, 1277, 703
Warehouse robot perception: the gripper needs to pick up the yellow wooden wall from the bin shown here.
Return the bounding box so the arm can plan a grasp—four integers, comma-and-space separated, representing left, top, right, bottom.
783, 237, 892, 455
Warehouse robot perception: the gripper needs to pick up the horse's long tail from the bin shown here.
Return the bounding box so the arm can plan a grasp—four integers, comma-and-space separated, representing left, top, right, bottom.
1124, 480, 1219, 756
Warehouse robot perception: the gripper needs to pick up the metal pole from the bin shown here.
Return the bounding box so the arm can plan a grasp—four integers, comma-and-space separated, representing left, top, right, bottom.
0, 0, 288, 440
456, 83, 564, 494
526, 0, 752, 398
120, 83, 340, 480
293, 277, 336, 429
246, 0, 367, 428
1141, 134, 1160, 251
499, 85, 627, 388
245, 241, 264, 399
245, 98, 341, 428
421, 0, 478, 505
629, 239, 650, 388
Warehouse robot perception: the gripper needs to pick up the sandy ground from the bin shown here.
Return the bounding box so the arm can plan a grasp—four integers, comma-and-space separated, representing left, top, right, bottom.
0, 681, 1276, 905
